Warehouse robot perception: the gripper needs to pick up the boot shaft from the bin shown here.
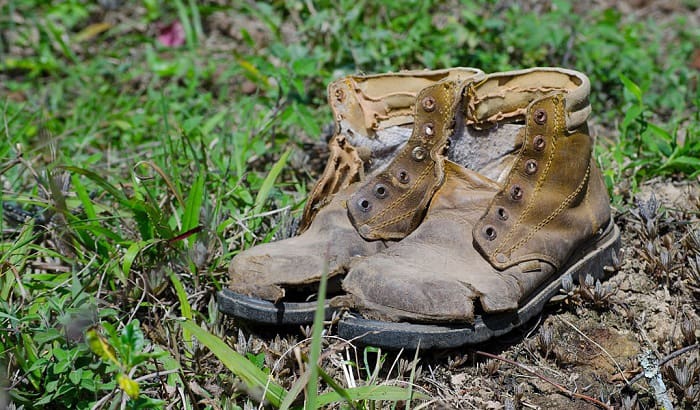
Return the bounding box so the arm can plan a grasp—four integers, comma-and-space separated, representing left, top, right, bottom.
300, 68, 484, 230
346, 68, 611, 271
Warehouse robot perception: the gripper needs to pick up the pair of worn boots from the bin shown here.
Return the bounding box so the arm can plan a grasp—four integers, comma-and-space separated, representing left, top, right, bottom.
219, 67, 621, 349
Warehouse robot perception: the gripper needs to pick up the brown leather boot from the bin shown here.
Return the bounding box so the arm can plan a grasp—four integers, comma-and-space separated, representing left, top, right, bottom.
219, 68, 485, 324
338, 68, 621, 348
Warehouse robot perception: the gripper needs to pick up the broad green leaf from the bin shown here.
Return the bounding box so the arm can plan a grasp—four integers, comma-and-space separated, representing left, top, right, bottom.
646, 123, 673, 141
291, 58, 317, 76
33, 328, 62, 345
120, 320, 145, 365
181, 320, 287, 407
663, 155, 700, 169
86, 328, 119, 366
620, 104, 642, 131
69, 368, 83, 385
117, 373, 140, 399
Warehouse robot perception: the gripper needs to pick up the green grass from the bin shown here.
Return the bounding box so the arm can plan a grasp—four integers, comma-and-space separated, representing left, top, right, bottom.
0, 0, 698, 408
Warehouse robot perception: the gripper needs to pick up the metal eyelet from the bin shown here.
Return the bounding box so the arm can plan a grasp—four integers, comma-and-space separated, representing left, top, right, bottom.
374, 184, 388, 199
483, 225, 497, 241
525, 159, 538, 175
423, 122, 435, 137
398, 169, 410, 184
534, 109, 547, 125
497, 207, 509, 221
533, 135, 546, 151
411, 146, 427, 161
510, 184, 523, 201
335, 88, 345, 102
421, 96, 436, 112
358, 198, 371, 212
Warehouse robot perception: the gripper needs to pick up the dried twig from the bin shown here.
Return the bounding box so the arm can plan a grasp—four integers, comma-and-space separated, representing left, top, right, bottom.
475, 350, 613, 410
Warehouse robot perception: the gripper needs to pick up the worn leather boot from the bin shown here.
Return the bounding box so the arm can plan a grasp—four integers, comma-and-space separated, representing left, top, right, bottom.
220, 68, 485, 324
339, 68, 621, 348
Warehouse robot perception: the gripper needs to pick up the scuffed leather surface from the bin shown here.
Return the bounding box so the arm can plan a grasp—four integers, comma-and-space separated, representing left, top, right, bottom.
299, 134, 363, 233
229, 186, 386, 302
342, 162, 526, 322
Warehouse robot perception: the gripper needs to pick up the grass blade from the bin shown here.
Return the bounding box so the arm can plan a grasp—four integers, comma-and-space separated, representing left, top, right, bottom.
315, 385, 427, 406
305, 259, 328, 410
122, 240, 155, 285
168, 270, 192, 348
317, 365, 355, 407
278, 368, 311, 410
406, 341, 421, 410
181, 320, 287, 407
253, 148, 291, 215
182, 172, 204, 235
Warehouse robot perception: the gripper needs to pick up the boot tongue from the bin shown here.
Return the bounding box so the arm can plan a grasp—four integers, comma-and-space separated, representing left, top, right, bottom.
347, 80, 463, 241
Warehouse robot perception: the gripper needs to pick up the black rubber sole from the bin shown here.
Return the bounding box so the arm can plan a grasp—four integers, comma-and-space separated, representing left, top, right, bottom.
337, 221, 621, 350
217, 288, 338, 325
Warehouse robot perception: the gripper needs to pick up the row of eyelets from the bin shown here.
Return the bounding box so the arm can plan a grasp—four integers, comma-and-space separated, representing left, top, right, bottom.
484, 107, 548, 259
353, 92, 443, 222
510, 110, 546, 203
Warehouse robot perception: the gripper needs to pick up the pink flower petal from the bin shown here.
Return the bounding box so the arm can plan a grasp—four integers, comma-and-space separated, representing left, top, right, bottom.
157, 21, 185, 47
